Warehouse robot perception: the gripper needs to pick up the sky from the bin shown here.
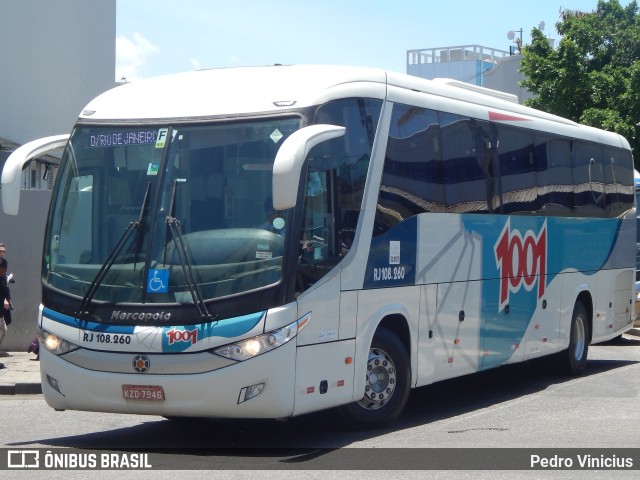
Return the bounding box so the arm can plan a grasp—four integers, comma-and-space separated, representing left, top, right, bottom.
116, 0, 615, 82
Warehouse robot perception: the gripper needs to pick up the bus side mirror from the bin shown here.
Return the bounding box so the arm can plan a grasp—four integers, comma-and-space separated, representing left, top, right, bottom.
1, 134, 69, 215
272, 124, 345, 210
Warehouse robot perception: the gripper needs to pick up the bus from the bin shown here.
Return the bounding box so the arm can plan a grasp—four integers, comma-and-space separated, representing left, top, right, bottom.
2, 65, 635, 428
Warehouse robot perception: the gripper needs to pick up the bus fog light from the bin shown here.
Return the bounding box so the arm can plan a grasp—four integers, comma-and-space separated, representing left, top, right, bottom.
46, 374, 65, 397
238, 383, 265, 404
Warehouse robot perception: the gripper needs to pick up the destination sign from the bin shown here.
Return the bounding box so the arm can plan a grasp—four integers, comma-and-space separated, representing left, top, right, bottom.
88, 130, 158, 148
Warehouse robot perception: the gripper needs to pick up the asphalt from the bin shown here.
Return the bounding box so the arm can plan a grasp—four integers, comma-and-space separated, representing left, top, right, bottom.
1, 328, 639, 396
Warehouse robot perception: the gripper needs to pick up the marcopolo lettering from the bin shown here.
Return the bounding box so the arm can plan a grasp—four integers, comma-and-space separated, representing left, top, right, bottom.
111, 310, 171, 322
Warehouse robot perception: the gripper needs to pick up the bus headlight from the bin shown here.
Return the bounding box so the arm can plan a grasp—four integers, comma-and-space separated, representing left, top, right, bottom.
37, 328, 79, 355
213, 313, 310, 362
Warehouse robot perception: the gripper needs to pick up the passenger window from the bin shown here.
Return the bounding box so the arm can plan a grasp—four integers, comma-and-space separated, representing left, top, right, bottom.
377, 104, 442, 234
573, 142, 606, 216
441, 115, 496, 213
497, 127, 536, 214
604, 147, 634, 214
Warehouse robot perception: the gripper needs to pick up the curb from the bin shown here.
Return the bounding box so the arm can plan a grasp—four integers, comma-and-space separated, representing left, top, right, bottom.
626, 327, 640, 337
0, 383, 42, 395
0, 351, 43, 395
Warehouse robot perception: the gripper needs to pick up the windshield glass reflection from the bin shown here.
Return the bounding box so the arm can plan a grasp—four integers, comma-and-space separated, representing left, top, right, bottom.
43, 117, 301, 307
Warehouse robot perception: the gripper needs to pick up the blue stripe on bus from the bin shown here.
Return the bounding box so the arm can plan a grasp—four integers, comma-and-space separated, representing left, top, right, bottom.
466, 215, 621, 369
42, 307, 265, 348
160, 311, 265, 352
363, 215, 418, 289
364, 213, 626, 369
42, 308, 137, 334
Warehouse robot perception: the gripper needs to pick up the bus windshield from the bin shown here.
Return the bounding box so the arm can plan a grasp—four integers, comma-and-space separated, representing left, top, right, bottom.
43, 117, 301, 307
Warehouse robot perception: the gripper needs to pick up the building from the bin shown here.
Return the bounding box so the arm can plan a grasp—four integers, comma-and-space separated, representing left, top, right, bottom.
482, 53, 534, 105
407, 45, 511, 87
0, 0, 116, 192
406, 43, 534, 104
0, 0, 116, 351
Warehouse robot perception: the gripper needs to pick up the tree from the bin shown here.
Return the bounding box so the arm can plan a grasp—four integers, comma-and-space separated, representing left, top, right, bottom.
520, 0, 640, 165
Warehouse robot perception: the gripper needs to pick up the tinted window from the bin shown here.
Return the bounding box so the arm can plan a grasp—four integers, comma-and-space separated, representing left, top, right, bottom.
378, 105, 442, 233
541, 139, 574, 213
440, 115, 495, 213
572, 142, 606, 215
604, 147, 635, 215
376, 103, 633, 231
296, 98, 382, 291
497, 127, 536, 214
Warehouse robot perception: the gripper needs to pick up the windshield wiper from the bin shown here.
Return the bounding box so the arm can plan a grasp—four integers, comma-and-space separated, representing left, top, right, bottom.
165, 180, 213, 319
76, 182, 151, 317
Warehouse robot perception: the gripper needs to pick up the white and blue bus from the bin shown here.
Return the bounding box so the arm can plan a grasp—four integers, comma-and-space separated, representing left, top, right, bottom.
2, 65, 635, 427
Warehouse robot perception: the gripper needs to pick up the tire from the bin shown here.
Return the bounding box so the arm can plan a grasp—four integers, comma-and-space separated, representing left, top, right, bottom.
338, 328, 411, 429
560, 301, 589, 375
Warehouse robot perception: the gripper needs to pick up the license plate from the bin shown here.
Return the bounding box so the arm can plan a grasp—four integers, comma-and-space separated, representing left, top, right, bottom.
122, 384, 165, 401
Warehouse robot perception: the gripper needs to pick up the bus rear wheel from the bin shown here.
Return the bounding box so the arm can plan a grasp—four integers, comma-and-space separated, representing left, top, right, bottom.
560, 300, 589, 375
338, 328, 410, 429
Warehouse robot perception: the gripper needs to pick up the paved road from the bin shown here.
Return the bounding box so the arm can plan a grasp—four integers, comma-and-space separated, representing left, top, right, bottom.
1, 334, 639, 478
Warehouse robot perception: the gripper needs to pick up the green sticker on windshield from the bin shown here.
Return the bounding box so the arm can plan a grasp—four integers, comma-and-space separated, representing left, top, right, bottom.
147, 162, 159, 175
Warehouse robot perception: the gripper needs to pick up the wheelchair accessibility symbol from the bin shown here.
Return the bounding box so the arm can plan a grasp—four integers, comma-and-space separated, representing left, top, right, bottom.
147, 269, 169, 293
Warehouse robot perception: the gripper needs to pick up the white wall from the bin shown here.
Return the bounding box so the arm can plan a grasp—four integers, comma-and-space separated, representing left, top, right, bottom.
0, 0, 116, 351
0, 191, 52, 351
0, 0, 116, 145
483, 54, 534, 105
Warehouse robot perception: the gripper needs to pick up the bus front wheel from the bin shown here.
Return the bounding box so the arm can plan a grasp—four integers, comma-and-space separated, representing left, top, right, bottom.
560, 300, 589, 375
338, 328, 411, 429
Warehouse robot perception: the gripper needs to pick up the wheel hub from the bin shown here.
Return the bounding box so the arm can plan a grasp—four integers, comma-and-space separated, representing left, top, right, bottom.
573, 315, 586, 361
358, 348, 397, 410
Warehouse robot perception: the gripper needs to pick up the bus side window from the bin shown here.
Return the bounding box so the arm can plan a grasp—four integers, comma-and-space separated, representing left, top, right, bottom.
497, 126, 536, 214
297, 168, 334, 292
542, 139, 573, 213
573, 142, 606, 216
440, 115, 492, 214
603, 147, 634, 215
296, 98, 381, 292
376, 104, 442, 236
